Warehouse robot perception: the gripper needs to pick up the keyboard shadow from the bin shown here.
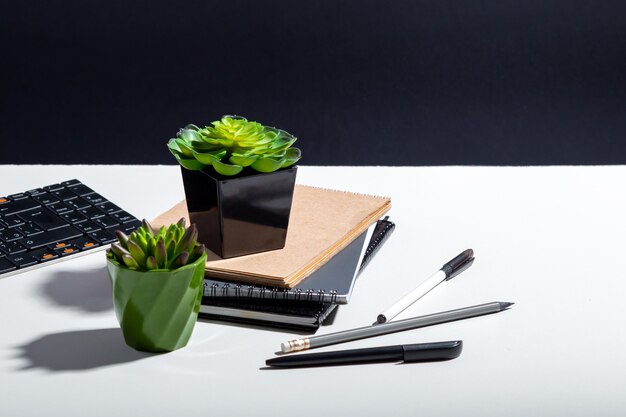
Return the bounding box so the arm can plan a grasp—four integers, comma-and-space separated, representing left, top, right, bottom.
43, 267, 113, 313
16, 328, 154, 371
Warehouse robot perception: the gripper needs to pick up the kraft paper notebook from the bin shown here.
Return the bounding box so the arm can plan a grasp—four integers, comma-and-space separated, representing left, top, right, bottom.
152, 185, 391, 288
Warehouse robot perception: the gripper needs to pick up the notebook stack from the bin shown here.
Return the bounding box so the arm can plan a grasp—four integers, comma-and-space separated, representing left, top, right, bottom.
152, 185, 394, 331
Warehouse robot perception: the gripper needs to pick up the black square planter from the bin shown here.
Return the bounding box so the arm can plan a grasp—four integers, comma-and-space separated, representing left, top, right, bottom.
180, 166, 297, 258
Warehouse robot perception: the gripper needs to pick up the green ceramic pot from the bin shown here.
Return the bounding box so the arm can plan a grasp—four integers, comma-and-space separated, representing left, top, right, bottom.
107, 253, 207, 353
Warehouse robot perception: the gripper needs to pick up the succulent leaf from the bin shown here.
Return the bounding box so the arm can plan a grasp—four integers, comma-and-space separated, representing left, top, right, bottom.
281, 147, 302, 168
250, 156, 284, 173
212, 159, 244, 176
122, 254, 140, 269
155, 238, 167, 268
229, 153, 259, 167
115, 231, 129, 250
110, 243, 130, 260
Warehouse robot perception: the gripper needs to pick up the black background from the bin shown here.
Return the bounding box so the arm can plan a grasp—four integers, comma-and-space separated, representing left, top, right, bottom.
2, 1, 625, 165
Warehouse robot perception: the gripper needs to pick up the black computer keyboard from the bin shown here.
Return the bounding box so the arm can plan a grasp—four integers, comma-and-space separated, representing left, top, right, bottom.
0, 179, 141, 278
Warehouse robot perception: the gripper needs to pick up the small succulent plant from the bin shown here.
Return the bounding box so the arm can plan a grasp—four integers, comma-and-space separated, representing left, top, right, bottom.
167, 115, 301, 176
106, 218, 205, 271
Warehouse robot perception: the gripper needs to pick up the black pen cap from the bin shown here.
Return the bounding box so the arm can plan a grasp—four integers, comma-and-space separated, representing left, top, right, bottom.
402, 340, 463, 363
442, 249, 474, 280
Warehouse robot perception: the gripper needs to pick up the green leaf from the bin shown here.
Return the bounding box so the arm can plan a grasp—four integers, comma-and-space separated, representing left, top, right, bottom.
115, 231, 129, 250
229, 153, 259, 167
191, 149, 227, 165
121, 254, 140, 269
175, 155, 206, 170
174, 138, 196, 158
180, 128, 200, 143
170, 251, 189, 268
250, 156, 283, 173
127, 240, 146, 267
166, 238, 176, 260
212, 159, 243, 176
155, 238, 167, 269
281, 147, 301, 168
110, 243, 130, 262
145, 256, 158, 270
167, 138, 182, 153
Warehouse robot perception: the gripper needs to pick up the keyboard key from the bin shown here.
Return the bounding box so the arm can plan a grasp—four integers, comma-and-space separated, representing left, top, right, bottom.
69, 184, 95, 197
112, 211, 136, 224
96, 201, 122, 214
75, 220, 101, 234
53, 245, 79, 257
43, 183, 64, 192
66, 197, 91, 210
0, 219, 7, 229
47, 202, 72, 214
93, 215, 120, 229
4, 217, 25, 228
18, 225, 83, 250
8, 193, 28, 200
32, 193, 60, 206
84, 193, 108, 205
80, 206, 105, 219
0, 257, 17, 273
61, 179, 81, 187
89, 229, 116, 244
0, 198, 40, 215
61, 211, 88, 224
25, 188, 46, 196
17, 223, 43, 236
21, 208, 69, 231
69, 236, 100, 251
6, 253, 37, 268
0, 241, 26, 254
121, 219, 142, 234
30, 248, 59, 262
0, 229, 24, 242
52, 189, 78, 201
48, 241, 73, 250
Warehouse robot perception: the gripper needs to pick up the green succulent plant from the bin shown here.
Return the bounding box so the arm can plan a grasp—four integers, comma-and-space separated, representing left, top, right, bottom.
106, 218, 205, 271
167, 115, 301, 176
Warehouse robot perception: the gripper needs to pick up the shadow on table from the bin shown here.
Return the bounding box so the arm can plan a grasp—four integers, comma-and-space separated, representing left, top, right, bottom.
42, 267, 113, 313
16, 328, 153, 371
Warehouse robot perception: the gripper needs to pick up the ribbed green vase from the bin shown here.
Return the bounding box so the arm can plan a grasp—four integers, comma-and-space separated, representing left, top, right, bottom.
107, 253, 207, 353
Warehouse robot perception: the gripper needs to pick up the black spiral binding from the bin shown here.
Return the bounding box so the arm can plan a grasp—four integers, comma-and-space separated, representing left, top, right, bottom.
204, 281, 339, 303
358, 216, 395, 273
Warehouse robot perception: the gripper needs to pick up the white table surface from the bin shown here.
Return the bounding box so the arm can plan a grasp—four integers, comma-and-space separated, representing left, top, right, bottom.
1, 165, 625, 416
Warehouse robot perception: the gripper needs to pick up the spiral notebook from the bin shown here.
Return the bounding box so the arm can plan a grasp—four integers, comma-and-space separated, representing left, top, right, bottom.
202, 217, 395, 304
198, 217, 394, 330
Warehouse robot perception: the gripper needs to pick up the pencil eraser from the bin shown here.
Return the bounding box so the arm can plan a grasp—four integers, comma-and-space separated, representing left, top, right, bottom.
280, 342, 291, 353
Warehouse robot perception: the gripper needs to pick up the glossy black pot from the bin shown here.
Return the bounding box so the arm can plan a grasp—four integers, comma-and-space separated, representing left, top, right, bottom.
180, 166, 297, 258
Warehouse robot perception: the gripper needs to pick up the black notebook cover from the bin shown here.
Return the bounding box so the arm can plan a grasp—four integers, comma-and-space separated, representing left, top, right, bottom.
198, 298, 338, 331
202, 217, 395, 304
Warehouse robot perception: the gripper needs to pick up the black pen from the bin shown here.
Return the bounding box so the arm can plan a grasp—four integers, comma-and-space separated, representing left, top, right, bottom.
377, 249, 475, 323
266, 340, 463, 368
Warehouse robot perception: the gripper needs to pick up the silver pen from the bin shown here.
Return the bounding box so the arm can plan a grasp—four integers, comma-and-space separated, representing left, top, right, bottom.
281, 301, 513, 353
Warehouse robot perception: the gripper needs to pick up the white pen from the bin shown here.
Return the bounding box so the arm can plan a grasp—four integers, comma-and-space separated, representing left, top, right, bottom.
376, 249, 475, 323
